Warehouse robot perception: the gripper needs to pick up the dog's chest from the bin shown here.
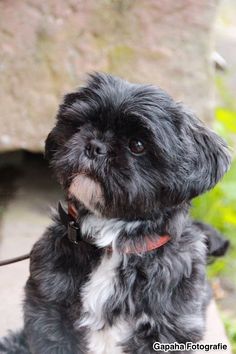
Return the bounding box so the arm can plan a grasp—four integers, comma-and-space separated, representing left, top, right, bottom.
78, 251, 131, 354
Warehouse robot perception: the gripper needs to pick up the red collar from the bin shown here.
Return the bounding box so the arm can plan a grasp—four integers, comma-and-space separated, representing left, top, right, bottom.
60, 202, 171, 254
123, 234, 171, 254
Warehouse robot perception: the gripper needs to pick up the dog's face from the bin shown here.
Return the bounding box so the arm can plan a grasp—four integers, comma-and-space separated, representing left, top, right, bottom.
45, 73, 230, 219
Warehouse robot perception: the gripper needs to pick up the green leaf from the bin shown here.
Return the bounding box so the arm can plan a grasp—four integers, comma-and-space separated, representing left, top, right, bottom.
216, 108, 236, 134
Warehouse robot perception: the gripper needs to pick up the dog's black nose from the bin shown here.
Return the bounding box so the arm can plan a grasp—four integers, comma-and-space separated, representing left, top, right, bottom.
85, 140, 107, 159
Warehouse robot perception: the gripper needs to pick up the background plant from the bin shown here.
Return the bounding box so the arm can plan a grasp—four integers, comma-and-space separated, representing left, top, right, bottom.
192, 96, 236, 351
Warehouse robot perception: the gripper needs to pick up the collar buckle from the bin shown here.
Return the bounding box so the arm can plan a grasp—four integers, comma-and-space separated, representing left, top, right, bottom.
58, 201, 81, 245
68, 220, 80, 244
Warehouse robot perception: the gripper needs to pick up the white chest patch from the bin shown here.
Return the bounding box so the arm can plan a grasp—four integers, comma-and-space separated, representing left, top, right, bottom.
74, 214, 142, 353
76, 250, 131, 354
86, 319, 131, 354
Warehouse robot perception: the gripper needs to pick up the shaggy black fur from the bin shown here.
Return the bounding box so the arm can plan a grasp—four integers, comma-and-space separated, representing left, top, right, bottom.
0, 73, 231, 354
0, 331, 29, 354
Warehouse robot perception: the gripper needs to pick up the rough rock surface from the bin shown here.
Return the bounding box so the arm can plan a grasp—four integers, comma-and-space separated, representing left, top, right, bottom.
0, 0, 219, 152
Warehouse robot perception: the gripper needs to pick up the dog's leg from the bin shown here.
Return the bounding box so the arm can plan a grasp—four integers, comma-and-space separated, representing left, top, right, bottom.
123, 334, 194, 354
0, 330, 30, 354
122, 310, 203, 354
24, 298, 85, 354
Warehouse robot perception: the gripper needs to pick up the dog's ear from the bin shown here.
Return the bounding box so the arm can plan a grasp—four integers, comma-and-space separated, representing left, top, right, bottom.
173, 106, 231, 203
45, 127, 59, 162
44, 92, 80, 162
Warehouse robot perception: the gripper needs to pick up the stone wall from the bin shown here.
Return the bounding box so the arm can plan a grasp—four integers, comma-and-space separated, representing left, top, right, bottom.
0, 0, 219, 152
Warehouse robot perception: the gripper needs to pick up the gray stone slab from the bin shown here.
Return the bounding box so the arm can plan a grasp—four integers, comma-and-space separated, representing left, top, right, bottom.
0, 0, 219, 152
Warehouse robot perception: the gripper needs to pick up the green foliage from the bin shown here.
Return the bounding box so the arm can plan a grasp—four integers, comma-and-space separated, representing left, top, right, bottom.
192, 108, 236, 281
192, 105, 236, 351
215, 107, 236, 145
224, 317, 236, 354
192, 161, 236, 280
216, 108, 236, 134
215, 74, 236, 111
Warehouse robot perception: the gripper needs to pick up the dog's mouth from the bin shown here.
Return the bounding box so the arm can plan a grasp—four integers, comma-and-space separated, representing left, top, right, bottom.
68, 174, 104, 215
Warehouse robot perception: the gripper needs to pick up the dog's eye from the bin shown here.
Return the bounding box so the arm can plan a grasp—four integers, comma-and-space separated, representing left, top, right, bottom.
129, 139, 145, 155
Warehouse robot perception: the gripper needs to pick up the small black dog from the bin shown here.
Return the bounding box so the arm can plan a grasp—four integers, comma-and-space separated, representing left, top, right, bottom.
0, 73, 230, 354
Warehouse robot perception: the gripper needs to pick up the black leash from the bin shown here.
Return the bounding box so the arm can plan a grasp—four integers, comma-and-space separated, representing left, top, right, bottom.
0, 202, 82, 267
0, 253, 30, 266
